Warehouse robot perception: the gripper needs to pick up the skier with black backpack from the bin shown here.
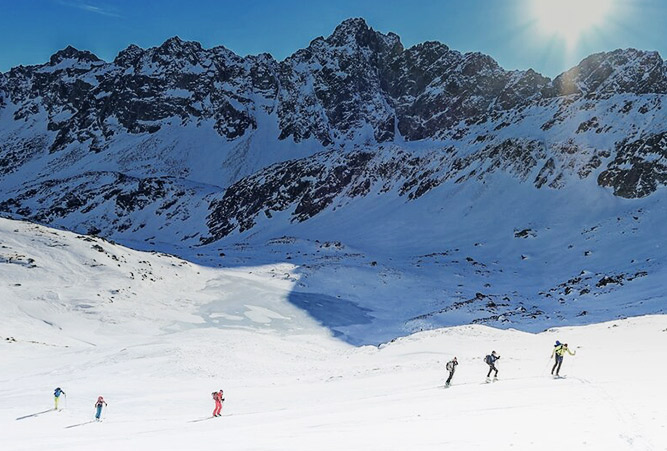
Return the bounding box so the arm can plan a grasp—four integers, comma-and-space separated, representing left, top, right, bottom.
211, 390, 225, 417
484, 351, 500, 382
551, 341, 576, 377
445, 357, 458, 387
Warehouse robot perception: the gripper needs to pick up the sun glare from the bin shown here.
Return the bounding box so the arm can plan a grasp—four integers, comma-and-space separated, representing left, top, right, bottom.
532, 0, 613, 47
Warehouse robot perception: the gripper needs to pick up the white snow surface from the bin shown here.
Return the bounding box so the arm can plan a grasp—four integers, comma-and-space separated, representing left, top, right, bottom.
1, 217, 666, 450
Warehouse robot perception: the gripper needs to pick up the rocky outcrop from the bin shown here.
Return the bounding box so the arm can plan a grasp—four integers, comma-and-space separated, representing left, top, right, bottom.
598, 132, 667, 198
204, 135, 619, 240
0, 172, 202, 239
546, 49, 667, 97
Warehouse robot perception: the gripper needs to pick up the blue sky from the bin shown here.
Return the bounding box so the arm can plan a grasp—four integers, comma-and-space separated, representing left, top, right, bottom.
1, 0, 665, 77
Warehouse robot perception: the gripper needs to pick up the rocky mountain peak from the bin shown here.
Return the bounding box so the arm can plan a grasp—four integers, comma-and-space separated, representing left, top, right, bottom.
113, 44, 145, 67
157, 36, 201, 52
153, 36, 204, 62
408, 41, 451, 56
459, 51, 503, 76
327, 17, 403, 53
48, 45, 101, 65
329, 17, 370, 40
548, 48, 667, 97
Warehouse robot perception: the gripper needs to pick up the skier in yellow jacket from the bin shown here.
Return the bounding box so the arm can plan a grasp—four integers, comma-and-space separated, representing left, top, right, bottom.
551, 341, 575, 377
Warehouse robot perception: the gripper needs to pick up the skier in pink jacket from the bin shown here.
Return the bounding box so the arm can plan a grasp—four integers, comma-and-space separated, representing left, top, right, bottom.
212, 390, 225, 417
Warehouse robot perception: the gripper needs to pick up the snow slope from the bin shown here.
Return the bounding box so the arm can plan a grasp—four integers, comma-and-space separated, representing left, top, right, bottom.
194, 168, 667, 345
1, 218, 665, 450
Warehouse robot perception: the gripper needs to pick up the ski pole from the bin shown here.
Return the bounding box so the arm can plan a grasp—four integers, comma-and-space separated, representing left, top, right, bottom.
569, 347, 579, 375
542, 355, 552, 376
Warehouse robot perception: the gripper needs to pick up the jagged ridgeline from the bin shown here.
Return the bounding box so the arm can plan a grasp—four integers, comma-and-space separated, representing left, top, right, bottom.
0, 18, 665, 244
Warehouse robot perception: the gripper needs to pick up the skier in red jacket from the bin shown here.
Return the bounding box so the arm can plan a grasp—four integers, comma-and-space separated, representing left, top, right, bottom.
212, 390, 225, 417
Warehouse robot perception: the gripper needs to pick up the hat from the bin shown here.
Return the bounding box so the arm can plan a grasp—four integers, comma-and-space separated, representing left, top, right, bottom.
491, 350, 497, 355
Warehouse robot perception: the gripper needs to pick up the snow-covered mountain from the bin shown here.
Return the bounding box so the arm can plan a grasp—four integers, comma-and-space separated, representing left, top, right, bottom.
0, 18, 665, 337
1, 18, 665, 218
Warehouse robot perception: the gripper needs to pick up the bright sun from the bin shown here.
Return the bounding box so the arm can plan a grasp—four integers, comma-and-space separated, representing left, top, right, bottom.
532, 0, 614, 47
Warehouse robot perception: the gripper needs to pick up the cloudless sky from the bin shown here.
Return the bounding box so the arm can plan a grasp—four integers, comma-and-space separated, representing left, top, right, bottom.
1, 0, 665, 77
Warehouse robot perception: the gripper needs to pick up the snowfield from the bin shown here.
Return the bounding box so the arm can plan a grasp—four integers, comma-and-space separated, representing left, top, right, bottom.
1, 217, 665, 450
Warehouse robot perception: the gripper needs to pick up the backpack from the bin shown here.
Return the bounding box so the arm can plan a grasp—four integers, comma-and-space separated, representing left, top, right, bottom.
484, 355, 492, 364
446, 361, 454, 371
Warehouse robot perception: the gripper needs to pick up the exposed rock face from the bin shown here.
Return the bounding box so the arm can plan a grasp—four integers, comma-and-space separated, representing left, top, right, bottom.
277, 18, 403, 145
3, 36, 280, 155
598, 132, 667, 198
275, 19, 555, 144
0, 172, 201, 238
206, 151, 376, 240
0, 18, 666, 243
204, 135, 619, 241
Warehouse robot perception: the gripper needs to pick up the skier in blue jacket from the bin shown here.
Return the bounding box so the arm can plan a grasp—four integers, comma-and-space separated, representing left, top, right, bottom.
53, 387, 66, 410
94, 396, 107, 420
